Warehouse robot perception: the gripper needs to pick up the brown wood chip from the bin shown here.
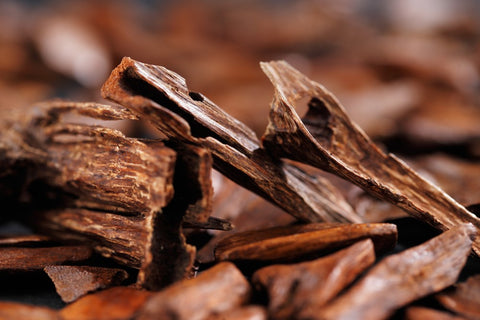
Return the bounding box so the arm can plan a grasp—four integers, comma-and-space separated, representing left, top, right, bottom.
404, 307, 468, 320
0, 301, 60, 320
44, 265, 129, 303
436, 274, 480, 320
309, 223, 476, 320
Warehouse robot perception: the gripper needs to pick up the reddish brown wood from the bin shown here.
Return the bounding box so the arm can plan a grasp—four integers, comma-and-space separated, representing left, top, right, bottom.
206, 306, 267, 320
44, 265, 129, 303
0, 302, 60, 320
60, 286, 153, 320
214, 223, 396, 262
136, 262, 251, 320
260, 60, 480, 255
0, 245, 92, 271
253, 239, 375, 319
436, 275, 480, 320
310, 223, 476, 320
405, 307, 468, 320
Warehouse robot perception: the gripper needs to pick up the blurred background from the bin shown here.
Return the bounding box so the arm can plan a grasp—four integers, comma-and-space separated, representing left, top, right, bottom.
1, 0, 480, 156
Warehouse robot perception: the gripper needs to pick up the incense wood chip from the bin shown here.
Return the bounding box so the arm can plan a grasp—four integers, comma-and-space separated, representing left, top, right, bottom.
260, 60, 480, 255
436, 274, 480, 320
309, 223, 476, 320
44, 265, 129, 303
136, 262, 251, 320
253, 239, 375, 320
101, 57, 361, 224
0, 301, 60, 320
0, 245, 92, 271
206, 306, 268, 320
0, 234, 53, 246
214, 223, 396, 262
404, 307, 468, 320
60, 286, 153, 320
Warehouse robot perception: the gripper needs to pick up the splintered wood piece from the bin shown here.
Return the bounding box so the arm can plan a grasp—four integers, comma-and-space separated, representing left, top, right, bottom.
214, 223, 396, 262
253, 239, 375, 320
136, 262, 251, 320
101, 57, 361, 224
0, 234, 53, 246
405, 307, 468, 320
60, 286, 153, 320
0, 245, 92, 271
44, 265, 129, 303
311, 223, 476, 320
260, 60, 480, 255
0, 101, 176, 216
436, 274, 480, 320
0, 301, 60, 320
206, 306, 268, 320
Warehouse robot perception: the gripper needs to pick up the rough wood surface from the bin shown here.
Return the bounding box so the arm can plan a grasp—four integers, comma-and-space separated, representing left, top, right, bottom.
44, 265, 129, 303
260, 60, 480, 255
136, 262, 251, 320
253, 239, 375, 320
310, 223, 476, 320
436, 275, 480, 320
214, 223, 396, 262
59, 286, 153, 320
101, 57, 361, 224
0, 245, 92, 271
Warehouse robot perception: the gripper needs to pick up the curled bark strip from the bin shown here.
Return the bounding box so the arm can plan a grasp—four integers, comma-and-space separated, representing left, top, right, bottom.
102, 57, 361, 223
311, 223, 476, 320
260, 60, 480, 255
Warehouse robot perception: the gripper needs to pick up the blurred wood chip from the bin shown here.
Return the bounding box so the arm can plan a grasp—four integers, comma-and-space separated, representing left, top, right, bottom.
0, 301, 60, 320
205, 305, 267, 320
136, 262, 251, 320
214, 223, 397, 262
310, 223, 476, 320
405, 306, 468, 320
252, 239, 375, 320
436, 274, 480, 320
44, 265, 129, 303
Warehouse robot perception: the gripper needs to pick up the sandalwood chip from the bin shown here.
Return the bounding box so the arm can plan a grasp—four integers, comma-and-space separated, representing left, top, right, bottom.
136, 262, 251, 320
405, 307, 468, 320
0, 245, 92, 271
311, 223, 476, 320
44, 265, 129, 303
253, 239, 375, 320
59, 286, 153, 320
206, 306, 267, 320
214, 223, 397, 262
436, 274, 480, 320
0, 301, 59, 320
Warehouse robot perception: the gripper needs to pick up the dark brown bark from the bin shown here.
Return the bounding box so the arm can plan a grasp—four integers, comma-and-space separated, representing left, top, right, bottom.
252, 239, 375, 320
101, 57, 361, 224
436, 275, 480, 320
136, 262, 251, 320
309, 223, 476, 320
44, 265, 129, 303
214, 223, 396, 262
259, 60, 480, 255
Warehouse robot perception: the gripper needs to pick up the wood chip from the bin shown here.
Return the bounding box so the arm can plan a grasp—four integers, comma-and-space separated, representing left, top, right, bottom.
260, 60, 480, 255
44, 265, 129, 303
253, 239, 375, 319
214, 223, 396, 262
59, 286, 153, 320
0, 245, 92, 271
136, 262, 251, 320
310, 223, 476, 320
0, 301, 60, 320
404, 307, 468, 320
436, 274, 480, 320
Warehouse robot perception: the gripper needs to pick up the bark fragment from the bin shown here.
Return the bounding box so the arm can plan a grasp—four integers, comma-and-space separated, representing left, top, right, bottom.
252, 239, 375, 320
310, 223, 476, 320
214, 223, 396, 262
44, 265, 129, 303
260, 60, 480, 255
136, 262, 251, 320
101, 57, 361, 224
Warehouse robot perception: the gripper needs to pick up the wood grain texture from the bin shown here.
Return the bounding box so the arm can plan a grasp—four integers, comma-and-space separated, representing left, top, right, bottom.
260, 60, 480, 255
101, 57, 361, 224
310, 223, 476, 320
